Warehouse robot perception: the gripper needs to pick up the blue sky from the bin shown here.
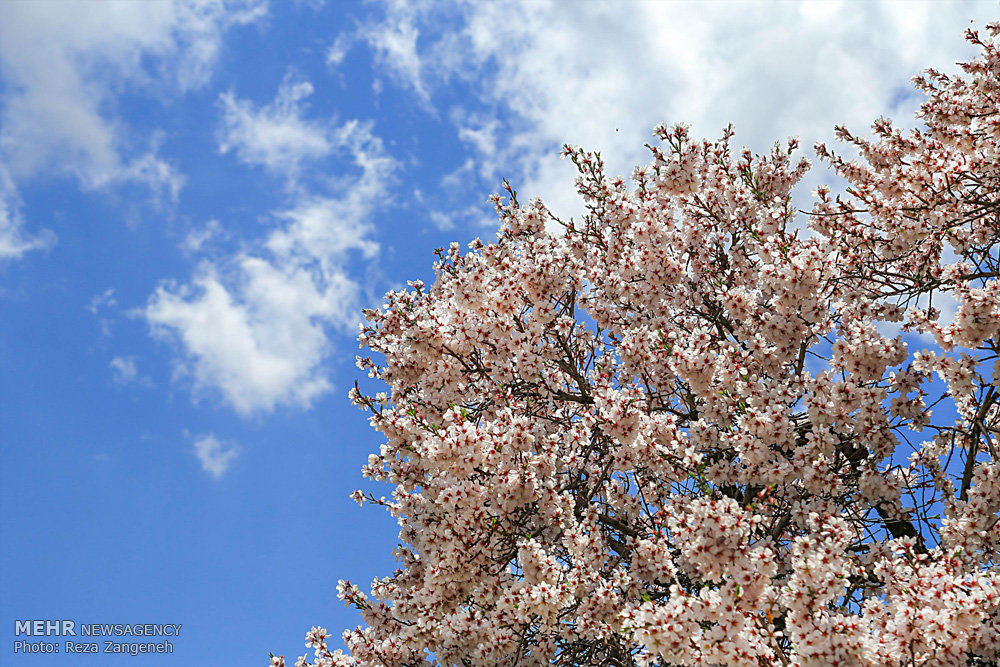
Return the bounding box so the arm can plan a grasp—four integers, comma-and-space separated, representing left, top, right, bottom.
0, 1, 996, 665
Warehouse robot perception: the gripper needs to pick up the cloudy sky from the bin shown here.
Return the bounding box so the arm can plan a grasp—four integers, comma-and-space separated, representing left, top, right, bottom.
0, 1, 995, 664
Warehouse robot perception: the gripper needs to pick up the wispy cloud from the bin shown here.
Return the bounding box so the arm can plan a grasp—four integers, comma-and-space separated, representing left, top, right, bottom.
0, 0, 266, 261
0, 165, 55, 262
85, 288, 119, 337
147, 82, 395, 416
110, 356, 153, 388
182, 219, 227, 255
0, 0, 265, 188
358, 0, 431, 106
326, 32, 353, 67
191, 433, 239, 479
218, 76, 336, 183
357, 0, 994, 222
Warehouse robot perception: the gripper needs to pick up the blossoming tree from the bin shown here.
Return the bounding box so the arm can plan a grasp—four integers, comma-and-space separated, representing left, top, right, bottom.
274, 25, 1000, 667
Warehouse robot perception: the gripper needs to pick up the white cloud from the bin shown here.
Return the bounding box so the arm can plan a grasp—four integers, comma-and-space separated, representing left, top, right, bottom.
191, 433, 239, 479
428, 205, 491, 232
361, 0, 995, 222
358, 1, 431, 105
0, 0, 265, 260
218, 77, 336, 180
182, 218, 226, 255
326, 33, 353, 67
87, 288, 118, 315
119, 149, 187, 208
0, 0, 264, 188
0, 164, 55, 262
267, 193, 381, 264
428, 210, 456, 231
147, 88, 395, 416
110, 356, 153, 387
147, 259, 346, 415
86, 288, 120, 338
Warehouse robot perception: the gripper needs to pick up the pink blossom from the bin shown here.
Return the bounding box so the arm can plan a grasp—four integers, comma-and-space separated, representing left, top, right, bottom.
279, 24, 1000, 667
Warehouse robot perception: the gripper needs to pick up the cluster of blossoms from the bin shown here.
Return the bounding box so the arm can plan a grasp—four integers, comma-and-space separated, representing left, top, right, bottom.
274, 25, 1000, 667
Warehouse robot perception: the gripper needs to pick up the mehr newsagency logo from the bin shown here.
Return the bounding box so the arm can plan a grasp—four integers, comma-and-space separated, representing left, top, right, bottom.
14, 619, 182, 656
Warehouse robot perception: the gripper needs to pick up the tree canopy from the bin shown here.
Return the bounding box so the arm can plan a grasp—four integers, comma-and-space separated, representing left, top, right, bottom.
274, 24, 1000, 667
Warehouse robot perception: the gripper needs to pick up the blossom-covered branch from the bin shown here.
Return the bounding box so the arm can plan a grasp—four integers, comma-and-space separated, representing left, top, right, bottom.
275, 23, 1000, 667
